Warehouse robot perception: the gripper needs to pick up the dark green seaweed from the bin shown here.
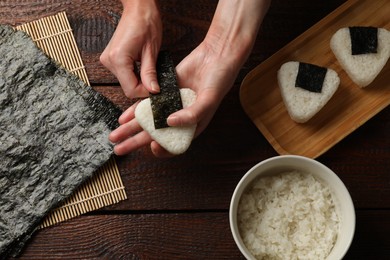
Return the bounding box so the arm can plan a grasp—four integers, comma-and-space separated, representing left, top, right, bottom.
295, 62, 327, 93
150, 51, 183, 129
0, 24, 121, 259
349, 26, 378, 55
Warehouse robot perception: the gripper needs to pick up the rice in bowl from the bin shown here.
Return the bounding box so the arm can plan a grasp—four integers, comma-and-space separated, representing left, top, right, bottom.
237, 170, 339, 259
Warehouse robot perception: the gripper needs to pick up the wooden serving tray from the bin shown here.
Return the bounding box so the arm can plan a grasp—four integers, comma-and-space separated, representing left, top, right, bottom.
240, 0, 390, 158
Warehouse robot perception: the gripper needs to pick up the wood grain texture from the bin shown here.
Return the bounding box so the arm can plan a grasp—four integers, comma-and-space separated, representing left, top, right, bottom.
14, 211, 390, 259
240, 0, 390, 158
95, 84, 390, 210
2, 0, 390, 258
17, 213, 241, 259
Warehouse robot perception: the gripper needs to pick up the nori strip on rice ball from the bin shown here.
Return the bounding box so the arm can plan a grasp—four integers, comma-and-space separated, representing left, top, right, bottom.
295, 62, 327, 93
349, 26, 378, 55
150, 51, 183, 129
0, 24, 121, 258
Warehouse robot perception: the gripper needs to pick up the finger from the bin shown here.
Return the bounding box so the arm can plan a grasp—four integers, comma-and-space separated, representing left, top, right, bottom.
150, 141, 175, 158
140, 50, 160, 93
99, 45, 113, 71
100, 45, 145, 98
167, 90, 220, 138
109, 119, 143, 144
113, 131, 152, 156
118, 101, 140, 125
116, 64, 149, 98
167, 90, 216, 126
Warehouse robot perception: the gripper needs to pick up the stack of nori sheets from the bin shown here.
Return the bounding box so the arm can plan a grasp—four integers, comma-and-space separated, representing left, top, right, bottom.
0, 25, 121, 258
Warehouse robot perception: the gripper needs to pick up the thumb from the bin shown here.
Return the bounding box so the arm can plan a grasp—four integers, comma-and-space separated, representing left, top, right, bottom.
167, 105, 200, 127
167, 90, 219, 137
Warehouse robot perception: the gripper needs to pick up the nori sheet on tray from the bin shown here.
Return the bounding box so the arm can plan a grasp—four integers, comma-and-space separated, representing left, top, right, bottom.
0, 25, 122, 258
349, 26, 378, 55
150, 51, 183, 129
295, 62, 327, 93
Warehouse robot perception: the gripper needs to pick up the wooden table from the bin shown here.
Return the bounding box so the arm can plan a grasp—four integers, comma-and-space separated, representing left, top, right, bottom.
2, 0, 389, 259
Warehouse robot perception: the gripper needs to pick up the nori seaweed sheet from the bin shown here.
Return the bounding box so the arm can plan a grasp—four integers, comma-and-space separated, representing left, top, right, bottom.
349, 26, 378, 55
150, 51, 183, 129
0, 25, 122, 258
295, 62, 327, 93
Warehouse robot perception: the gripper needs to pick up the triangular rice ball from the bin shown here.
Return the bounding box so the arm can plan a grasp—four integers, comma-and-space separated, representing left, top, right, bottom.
330, 27, 390, 87
277, 61, 340, 123
135, 88, 196, 155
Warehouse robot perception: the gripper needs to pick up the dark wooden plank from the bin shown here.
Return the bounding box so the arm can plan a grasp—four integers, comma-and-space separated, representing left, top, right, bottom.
344, 210, 390, 260
0, 0, 123, 84
1, 0, 389, 258
94, 85, 390, 210
16, 213, 242, 259
0, 0, 215, 84
1, 0, 385, 211
12, 210, 390, 259
0, 0, 347, 84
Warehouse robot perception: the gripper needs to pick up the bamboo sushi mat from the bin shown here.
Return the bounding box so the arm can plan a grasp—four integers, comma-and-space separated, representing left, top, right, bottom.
15, 12, 127, 228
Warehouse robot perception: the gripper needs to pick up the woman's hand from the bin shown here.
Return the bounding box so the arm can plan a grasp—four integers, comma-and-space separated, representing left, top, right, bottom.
109, 101, 173, 157
100, 0, 162, 98
166, 0, 271, 139
108, 0, 271, 157
109, 40, 244, 158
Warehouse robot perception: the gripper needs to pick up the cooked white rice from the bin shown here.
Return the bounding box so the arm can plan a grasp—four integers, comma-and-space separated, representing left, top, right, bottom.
237, 170, 339, 260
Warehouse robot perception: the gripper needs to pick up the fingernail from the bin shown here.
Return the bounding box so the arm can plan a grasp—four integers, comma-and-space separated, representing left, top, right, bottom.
151, 81, 160, 93
108, 132, 116, 143
113, 146, 120, 156
167, 115, 177, 126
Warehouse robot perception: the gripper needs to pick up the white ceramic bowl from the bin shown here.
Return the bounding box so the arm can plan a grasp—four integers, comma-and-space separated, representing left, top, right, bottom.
229, 155, 355, 260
